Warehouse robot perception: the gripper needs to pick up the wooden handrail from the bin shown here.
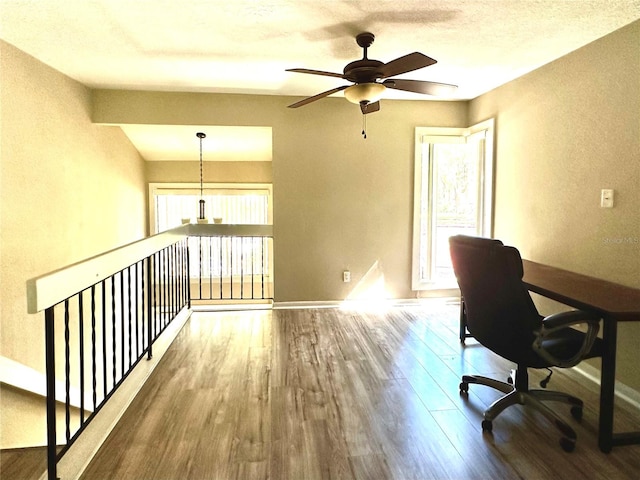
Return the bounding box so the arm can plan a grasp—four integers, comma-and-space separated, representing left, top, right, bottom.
26, 226, 189, 314
26, 224, 273, 314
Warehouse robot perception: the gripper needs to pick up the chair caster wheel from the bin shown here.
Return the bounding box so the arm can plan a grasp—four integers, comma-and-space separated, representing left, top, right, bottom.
481, 420, 493, 433
570, 406, 583, 421
560, 436, 575, 452
459, 382, 469, 394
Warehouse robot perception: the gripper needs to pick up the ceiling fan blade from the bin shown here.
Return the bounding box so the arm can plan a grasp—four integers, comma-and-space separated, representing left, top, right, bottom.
286, 68, 345, 79
361, 101, 380, 114
377, 52, 437, 79
288, 85, 349, 108
383, 79, 458, 96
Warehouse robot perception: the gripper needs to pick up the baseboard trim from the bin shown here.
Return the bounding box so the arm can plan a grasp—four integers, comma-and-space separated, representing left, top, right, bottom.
191, 301, 273, 312
273, 300, 342, 309
570, 363, 640, 410
273, 297, 460, 310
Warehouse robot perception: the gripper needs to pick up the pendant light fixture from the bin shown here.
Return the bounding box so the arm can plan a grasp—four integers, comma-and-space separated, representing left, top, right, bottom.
196, 132, 206, 221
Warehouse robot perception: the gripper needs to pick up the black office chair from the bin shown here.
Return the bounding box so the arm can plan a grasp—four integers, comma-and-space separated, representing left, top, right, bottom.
449, 235, 602, 452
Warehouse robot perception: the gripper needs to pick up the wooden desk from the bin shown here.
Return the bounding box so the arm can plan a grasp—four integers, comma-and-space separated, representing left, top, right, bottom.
459, 260, 640, 452
460, 260, 640, 453
521, 260, 640, 453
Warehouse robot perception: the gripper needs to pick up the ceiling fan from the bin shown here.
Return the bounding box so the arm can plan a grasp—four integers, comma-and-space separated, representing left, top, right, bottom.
286, 32, 457, 114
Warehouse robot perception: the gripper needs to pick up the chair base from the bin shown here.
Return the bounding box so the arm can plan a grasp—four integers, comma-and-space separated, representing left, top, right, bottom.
460, 371, 583, 452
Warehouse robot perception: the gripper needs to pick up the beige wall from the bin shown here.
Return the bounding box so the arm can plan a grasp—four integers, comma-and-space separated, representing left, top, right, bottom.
93, 90, 468, 302
0, 41, 147, 447
469, 21, 640, 388
146, 160, 272, 184
272, 99, 467, 301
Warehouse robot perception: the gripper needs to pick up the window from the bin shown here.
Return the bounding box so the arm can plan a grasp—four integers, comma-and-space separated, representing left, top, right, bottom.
149, 183, 272, 234
149, 183, 273, 289
412, 120, 494, 290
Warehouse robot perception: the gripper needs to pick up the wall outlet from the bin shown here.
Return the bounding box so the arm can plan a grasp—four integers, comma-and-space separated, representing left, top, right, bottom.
343, 270, 351, 283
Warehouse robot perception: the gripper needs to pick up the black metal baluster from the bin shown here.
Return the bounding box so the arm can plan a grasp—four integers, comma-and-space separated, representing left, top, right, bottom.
157, 251, 162, 332
153, 253, 158, 337
198, 237, 203, 300
184, 239, 189, 307
127, 267, 132, 368
179, 241, 184, 307
146, 255, 153, 360
169, 246, 174, 319
156, 252, 162, 331
111, 276, 116, 386
78, 294, 85, 424
120, 271, 125, 380
91, 286, 97, 411
45, 307, 57, 480
168, 246, 173, 317
163, 248, 168, 328
186, 239, 192, 308
168, 246, 173, 321
166, 246, 171, 320
169, 245, 174, 317
172, 244, 177, 316
251, 237, 255, 299
219, 236, 223, 300
220, 237, 225, 300
179, 242, 183, 309
207, 237, 214, 300
175, 244, 180, 309
102, 281, 107, 400
139, 260, 144, 355
262, 237, 266, 299
178, 240, 182, 306
64, 299, 71, 442
141, 258, 146, 355
240, 237, 245, 299
160, 250, 167, 331
134, 262, 139, 359
229, 237, 235, 299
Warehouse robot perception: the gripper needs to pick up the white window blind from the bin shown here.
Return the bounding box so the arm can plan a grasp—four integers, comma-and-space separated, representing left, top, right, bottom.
152, 185, 271, 233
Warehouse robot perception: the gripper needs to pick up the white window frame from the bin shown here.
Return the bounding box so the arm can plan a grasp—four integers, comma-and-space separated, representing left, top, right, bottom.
148, 182, 273, 234
411, 119, 495, 291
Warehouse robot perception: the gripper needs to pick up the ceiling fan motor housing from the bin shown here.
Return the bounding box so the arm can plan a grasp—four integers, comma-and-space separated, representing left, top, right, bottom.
343, 59, 384, 83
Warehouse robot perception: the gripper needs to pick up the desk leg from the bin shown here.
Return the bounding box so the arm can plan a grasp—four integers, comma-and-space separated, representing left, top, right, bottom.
599, 316, 617, 453
459, 297, 467, 343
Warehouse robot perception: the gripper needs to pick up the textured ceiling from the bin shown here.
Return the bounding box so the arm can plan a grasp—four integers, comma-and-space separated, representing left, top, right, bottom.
2, 0, 639, 159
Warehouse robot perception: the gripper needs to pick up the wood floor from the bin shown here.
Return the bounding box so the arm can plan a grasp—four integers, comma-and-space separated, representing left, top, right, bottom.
69, 301, 640, 479
1, 447, 48, 480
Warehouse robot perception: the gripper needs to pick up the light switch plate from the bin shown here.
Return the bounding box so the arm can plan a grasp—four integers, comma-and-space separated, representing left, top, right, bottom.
601, 189, 614, 208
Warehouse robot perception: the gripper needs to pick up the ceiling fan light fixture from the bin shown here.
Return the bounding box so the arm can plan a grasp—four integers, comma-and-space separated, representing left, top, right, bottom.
344, 83, 386, 105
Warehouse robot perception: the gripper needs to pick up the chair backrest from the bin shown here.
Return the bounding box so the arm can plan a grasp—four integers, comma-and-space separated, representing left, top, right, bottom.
449, 235, 542, 363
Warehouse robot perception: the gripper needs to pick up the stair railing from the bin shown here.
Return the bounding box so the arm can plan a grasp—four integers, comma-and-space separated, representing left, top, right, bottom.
26, 223, 273, 480
28, 225, 190, 480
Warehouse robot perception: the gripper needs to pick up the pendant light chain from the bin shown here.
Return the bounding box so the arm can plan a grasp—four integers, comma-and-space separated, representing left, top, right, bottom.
196, 132, 206, 220
199, 136, 204, 198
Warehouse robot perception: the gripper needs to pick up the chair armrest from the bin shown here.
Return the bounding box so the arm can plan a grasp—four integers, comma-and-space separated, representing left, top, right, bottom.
532, 310, 601, 368
542, 310, 601, 331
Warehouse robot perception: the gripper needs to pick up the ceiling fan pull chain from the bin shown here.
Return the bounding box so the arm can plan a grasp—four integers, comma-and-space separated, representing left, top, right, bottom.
362, 113, 367, 139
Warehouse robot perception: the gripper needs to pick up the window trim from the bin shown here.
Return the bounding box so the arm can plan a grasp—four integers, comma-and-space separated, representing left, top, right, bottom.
412, 119, 495, 291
